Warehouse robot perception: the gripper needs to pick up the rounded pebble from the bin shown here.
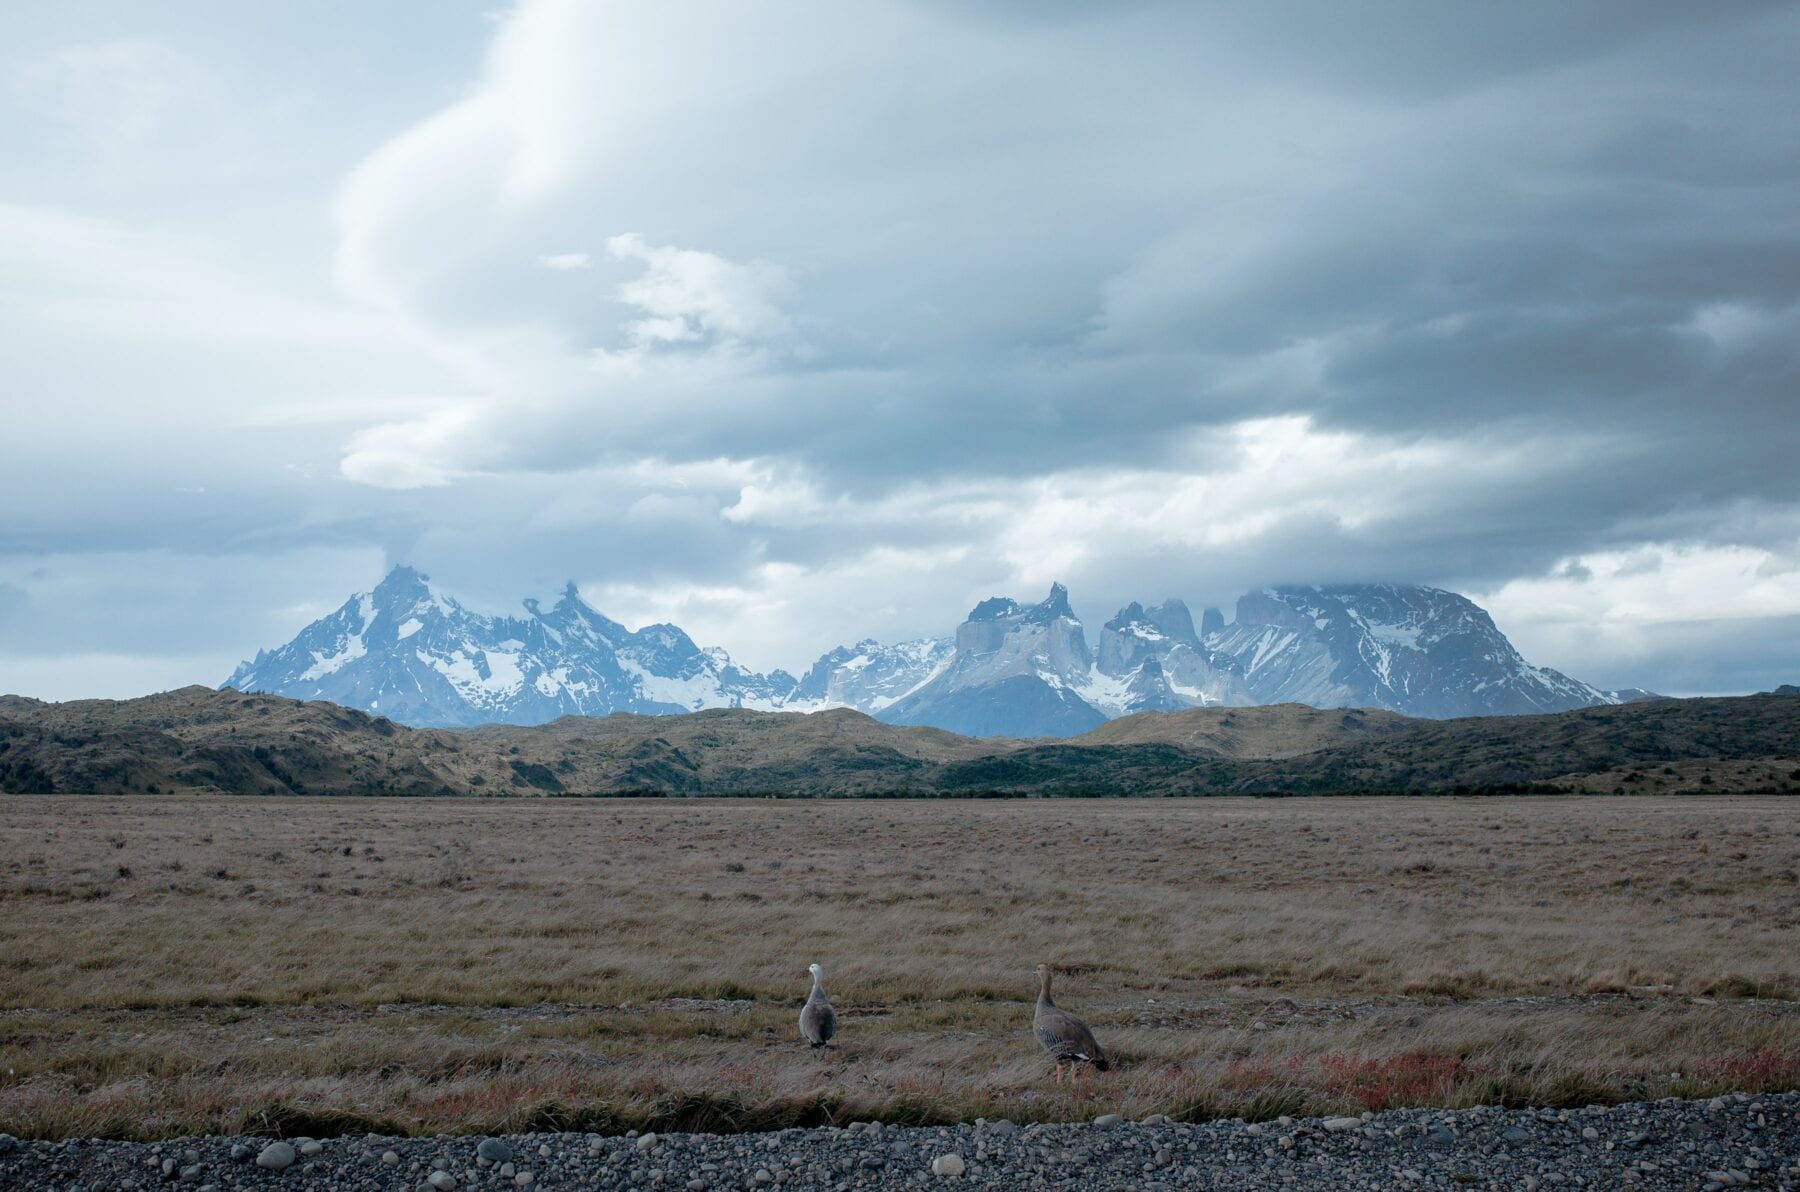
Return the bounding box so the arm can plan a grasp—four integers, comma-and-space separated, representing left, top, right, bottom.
930, 1153, 966, 1176
254, 1142, 295, 1171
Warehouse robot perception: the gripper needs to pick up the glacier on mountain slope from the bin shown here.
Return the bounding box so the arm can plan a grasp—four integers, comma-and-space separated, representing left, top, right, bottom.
225, 567, 1626, 734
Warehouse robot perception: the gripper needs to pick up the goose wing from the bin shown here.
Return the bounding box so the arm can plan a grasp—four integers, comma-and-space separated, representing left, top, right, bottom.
1034, 1004, 1106, 1067
800, 991, 837, 1046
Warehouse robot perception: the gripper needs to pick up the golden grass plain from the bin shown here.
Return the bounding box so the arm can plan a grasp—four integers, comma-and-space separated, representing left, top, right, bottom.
2, 793, 1796, 1139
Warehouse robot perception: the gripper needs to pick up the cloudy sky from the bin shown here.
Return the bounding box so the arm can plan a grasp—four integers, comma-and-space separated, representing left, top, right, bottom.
3, 1, 1798, 700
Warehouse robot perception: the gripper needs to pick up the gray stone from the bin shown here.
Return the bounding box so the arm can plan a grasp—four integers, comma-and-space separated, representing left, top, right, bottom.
1092, 1114, 1123, 1128
299, 1140, 323, 1157
636, 1133, 660, 1151
930, 1154, 966, 1177
428, 1171, 458, 1191
382, 1151, 401, 1165
513, 1171, 535, 1187
254, 1142, 295, 1171
478, 1139, 513, 1164
1323, 1118, 1363, 1132
1502, 1127, 1533, 1143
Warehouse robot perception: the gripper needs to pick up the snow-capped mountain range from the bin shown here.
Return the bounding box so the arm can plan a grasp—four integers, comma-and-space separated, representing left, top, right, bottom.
223, 567, 799, 729
224, 566, 1635, 735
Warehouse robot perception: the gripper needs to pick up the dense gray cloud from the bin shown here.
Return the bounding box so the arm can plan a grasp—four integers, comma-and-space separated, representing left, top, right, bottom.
1, 0, 1796, 698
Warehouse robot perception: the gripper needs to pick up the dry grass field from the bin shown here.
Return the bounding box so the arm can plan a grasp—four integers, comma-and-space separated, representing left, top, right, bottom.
2, 794, 1797, 1140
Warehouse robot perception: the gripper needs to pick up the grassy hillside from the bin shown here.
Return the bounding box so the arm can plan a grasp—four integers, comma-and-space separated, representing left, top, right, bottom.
1, 686, 1796, 796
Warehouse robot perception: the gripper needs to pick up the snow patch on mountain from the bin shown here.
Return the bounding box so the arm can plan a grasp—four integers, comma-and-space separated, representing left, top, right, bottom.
226, 569, 1620, 735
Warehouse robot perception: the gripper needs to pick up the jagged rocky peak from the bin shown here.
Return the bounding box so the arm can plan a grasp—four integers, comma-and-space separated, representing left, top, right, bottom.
1097, 602, 1162, 675
1097, 597, 1201, 655
527, 581, 629, 647
1104, 601, 1148, 631
879, 582, 1104, 737
225, 567, 804, 728
968, 596, 1024, 621
1144, 598, 1202, 648
791, 637, 954, 711
954, 583, 1089, 665
227, 568, 1621, 737
1028, 581, 1076, 622
1093, 595, 1254, 713
374, 563, 431, 599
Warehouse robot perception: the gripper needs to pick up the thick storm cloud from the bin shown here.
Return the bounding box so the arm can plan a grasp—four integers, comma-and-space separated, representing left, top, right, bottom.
2, 1, 1796, 697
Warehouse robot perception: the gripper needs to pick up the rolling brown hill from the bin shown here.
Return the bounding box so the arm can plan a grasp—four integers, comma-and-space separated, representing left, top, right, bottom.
1070, 703, 1416, 758
0, 685, 1795, 796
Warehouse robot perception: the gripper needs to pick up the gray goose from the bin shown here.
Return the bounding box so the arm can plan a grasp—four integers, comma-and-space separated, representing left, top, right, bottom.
1033, 964, 1108, 1082
799, 962, 837, 1048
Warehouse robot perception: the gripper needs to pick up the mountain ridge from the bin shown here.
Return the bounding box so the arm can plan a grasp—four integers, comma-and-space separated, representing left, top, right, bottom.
221, 567, 1646, 735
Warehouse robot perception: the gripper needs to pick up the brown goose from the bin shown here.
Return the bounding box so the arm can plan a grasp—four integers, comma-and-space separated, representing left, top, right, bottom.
1033, 964, 1108, 1082
799, 962, 837, 1048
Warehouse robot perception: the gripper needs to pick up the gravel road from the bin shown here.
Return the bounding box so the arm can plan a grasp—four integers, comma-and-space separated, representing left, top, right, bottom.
1, 1092, 1794, 1191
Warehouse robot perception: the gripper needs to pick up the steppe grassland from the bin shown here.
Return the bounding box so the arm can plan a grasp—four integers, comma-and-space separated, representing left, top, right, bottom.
1, 794, 1796, 1138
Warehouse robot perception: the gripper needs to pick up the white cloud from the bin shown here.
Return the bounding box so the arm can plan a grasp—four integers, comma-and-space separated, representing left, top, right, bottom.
604, 232, 793, 352
1478, 543, 1800, 626
338, 404, 489, 489
6, 1, 1797, 701
566, 414, 1623, 669
584, 545, 975, 673
1471, 543, 1800, 688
